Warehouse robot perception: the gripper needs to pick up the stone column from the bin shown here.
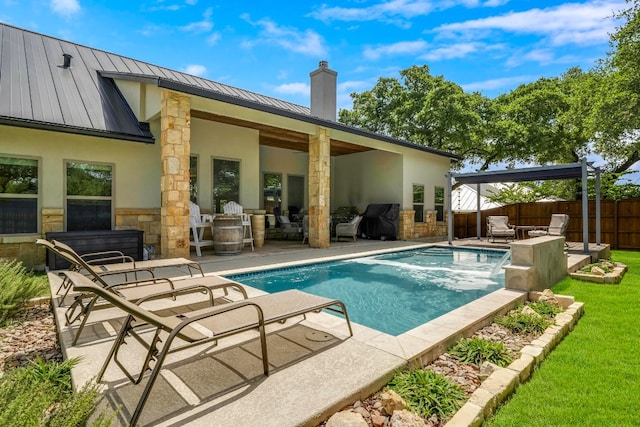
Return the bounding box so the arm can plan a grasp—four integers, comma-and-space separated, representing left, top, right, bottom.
160, 90, 191, 258
308, 127, 331, 248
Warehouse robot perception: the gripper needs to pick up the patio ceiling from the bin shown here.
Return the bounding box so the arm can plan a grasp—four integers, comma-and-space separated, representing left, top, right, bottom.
191, 109, 373, 156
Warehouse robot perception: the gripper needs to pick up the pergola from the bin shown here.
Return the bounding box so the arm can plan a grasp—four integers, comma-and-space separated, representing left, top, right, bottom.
447, 158, 602, 253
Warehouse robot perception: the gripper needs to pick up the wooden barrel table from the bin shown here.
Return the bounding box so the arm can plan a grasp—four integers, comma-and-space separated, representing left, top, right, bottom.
212, 215, 243, 255
251, 214, 265, 248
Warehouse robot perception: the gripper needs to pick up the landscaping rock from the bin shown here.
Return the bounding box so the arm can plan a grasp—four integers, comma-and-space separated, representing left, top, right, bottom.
521, 306, 541, 316
389, 409, 427, 427
326, 411, 368, 427
381, 389, 406, 415
590, 266, 606, 276
371, 414, 388, 427
538, 289, 560, 307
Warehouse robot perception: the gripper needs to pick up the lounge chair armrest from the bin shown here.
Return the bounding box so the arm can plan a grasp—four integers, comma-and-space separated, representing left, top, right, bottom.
84, 254, 136, 265
104, 277, 176, 292
136, 284, 217, 306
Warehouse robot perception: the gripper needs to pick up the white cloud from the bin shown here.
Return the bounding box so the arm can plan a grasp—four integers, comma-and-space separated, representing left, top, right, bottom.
206, 32, 221, 45
435, 1, 625, 47
309, 0, 434, 27
419, 42, 486, 61
363, 40, 429, 60
309, 0, 511, 26
180, 7, 213, 33
273, 82, 309, 96
505, 48, 581, 67
51, 0, 80, 16
185, 0, 197, 4
182, 64, 207, 76
242, 15, 327, 56
461, 75, 537, 92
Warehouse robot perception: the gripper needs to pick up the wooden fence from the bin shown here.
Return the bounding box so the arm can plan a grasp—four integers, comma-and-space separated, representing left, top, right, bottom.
453, 199, 640, 250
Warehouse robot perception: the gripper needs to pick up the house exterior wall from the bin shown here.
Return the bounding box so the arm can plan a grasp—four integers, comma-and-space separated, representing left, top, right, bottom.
190, 118, 260, 212
0, 124, 162, 266
332, 150, 403, 212
259, 146, 308, 211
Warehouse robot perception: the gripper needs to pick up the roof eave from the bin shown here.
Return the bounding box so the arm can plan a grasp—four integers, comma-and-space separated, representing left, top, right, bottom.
0, 116, 155, 144
100, 71, 460, 160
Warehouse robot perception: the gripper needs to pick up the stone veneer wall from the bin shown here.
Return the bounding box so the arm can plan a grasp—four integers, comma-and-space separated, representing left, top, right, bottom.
399, 209, 446, 240
0, 208, 162, 268
115, 209, 161, 247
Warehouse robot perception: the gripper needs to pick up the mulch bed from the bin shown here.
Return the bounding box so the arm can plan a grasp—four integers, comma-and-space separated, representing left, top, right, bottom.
0, 302, 62, 372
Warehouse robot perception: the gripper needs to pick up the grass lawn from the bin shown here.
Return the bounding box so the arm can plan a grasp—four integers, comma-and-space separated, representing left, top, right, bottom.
486, 250, 640, 426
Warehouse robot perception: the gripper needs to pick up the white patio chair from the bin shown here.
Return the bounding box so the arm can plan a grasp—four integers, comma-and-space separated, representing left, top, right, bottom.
335, 215, 363, 242
190, 201, 214, 256
487, 215, 516, 242
529, 214, 570, 239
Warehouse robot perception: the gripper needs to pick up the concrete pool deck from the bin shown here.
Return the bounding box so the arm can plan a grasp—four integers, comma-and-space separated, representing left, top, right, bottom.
49, 238, 606, 426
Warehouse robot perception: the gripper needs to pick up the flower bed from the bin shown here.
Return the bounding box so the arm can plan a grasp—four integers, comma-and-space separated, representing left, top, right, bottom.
570, 260, 627, 284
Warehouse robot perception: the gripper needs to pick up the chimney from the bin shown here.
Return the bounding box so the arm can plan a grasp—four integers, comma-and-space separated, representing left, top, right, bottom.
310, 60, 337, 121
62, 53, 73, 69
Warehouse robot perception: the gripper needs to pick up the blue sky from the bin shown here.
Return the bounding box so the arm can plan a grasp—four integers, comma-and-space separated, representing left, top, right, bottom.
0, 0, 626, 113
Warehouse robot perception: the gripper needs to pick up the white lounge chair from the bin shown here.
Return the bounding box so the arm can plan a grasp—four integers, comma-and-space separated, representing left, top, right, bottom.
528, 214, 570, 238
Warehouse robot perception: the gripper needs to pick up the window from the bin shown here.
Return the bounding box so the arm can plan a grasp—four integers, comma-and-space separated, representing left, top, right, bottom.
413, 184, 424, 223
435, 186, 445, 222
66, 162, 113, 231
263, 173, 282, 214
212, 158, 240, 213
189, 155, 198, 203
0, 156, 39, 234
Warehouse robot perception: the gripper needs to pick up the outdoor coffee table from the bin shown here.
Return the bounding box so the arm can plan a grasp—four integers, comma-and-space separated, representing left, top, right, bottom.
515, 225, 539, 240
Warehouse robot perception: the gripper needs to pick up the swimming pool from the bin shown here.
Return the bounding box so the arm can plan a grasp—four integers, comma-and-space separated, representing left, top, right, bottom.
228, 246, 510, 336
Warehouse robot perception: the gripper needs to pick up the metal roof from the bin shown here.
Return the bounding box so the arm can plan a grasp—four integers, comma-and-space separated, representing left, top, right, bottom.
0, 23, 459, 159
451, 162, 591, 184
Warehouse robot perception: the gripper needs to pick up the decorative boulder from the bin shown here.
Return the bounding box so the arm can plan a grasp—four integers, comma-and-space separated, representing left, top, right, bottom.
521, 306, 542, 317
590, 266, 606, 276
389, 409, 427, 427
538, 289, 560, 307
380, 389, 406, 415
326, 411, 368, 427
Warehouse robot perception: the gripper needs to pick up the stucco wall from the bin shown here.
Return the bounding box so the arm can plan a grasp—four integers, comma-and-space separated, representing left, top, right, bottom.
333, 150, 403, 212
259, 146, 308, 211
402, 151, 451, 211
190, 118, 260, 212
1, 124, 161, 210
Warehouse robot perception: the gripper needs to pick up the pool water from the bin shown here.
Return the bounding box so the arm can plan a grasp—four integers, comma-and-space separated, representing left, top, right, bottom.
228, 246, 510, 336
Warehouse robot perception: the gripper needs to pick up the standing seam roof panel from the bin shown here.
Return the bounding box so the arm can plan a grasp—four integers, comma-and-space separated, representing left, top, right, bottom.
91, 49, 119, 73
42, 37, 93, 128
105, 52, 133, 73
0, 26, 32, 119
119, 56, 145, 75
60, 42, 107, 130
24, 31, 60, 123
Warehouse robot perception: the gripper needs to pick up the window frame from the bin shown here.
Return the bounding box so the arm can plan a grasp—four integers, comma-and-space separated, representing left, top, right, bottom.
212, 157, 241, 213
189, 154, 199, 204
413, 183, 425, 223
0, 154, 41, 235
262, 172, 283, 215
64, 160, 115, 231
434, 185, 445, 222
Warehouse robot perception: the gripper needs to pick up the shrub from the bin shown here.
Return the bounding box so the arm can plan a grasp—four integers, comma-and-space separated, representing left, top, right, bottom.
496, 310, 552, 335
528, 301, 562, 318
449, 337, 513, 367
388, 368, 466, 419
0, 358, 110, 426
0, 260, 49, 326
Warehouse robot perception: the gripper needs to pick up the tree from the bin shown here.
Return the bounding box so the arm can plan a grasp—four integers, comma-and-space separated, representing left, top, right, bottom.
586, 0, 640, 174
339, 65, 488, 168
